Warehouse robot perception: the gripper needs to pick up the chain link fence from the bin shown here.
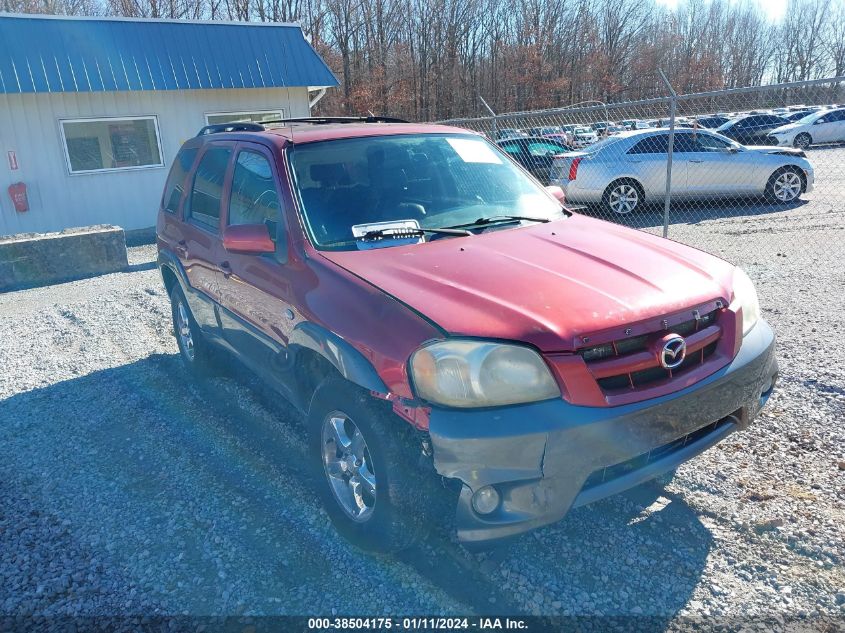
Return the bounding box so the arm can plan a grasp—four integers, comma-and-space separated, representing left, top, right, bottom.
439, 77, 845, 268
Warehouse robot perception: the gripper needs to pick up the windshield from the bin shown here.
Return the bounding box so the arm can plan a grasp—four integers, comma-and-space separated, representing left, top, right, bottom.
288, 133, 563, 250
797, 111, 821, 124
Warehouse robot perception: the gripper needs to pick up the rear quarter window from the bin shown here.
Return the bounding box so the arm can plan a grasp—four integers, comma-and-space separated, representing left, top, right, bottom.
161, 148, 198, 213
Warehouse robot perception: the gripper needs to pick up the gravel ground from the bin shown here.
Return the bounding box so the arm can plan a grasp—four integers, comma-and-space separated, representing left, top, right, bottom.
1, 176, 844, 629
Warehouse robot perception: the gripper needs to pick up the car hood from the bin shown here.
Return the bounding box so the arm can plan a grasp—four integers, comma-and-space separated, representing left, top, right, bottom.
320, 215, 735, 352
743, 145, 806, 156
771, 123, 802, 134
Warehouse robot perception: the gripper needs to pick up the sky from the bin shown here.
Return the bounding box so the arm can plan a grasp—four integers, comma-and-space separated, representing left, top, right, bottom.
654, 0, 789, 22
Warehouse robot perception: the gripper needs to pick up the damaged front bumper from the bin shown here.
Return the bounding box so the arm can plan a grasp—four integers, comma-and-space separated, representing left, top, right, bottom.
428, 319, 777, 545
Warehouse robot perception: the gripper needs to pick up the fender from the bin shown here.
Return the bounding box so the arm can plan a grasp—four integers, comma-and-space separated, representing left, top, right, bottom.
157, 249, 189, 290
290, 321, 388, 395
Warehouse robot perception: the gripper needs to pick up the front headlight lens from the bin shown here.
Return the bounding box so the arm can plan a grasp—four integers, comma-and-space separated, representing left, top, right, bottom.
729, 267, 761, 336
410, 340, 560, 408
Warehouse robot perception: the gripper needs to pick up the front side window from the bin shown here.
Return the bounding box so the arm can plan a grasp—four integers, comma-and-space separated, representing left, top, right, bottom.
60, 116, 163, 174
186, 146, 232, 231
527, 142, 566, 156
694, 133, 733, 151
228, 151, 284, 238
289, 134, 563, 250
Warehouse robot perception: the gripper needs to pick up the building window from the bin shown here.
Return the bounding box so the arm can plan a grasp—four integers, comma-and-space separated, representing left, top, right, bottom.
60, 116, 164, 174
205, 111, 284, 125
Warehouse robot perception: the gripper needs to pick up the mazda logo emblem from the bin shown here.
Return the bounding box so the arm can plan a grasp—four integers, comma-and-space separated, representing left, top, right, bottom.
660, 335, 687, 369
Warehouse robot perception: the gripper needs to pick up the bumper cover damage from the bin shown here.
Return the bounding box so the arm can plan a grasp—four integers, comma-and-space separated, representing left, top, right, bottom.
428, 320, 777, 544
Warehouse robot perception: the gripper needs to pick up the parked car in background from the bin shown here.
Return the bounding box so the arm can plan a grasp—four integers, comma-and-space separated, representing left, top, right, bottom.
572, 126, 599, 147
549, 128, 813, 215
782, 110, 816, 122
495, 128, 526, 140
529, 126, 562, 137
716, 114, 789, 145
693, 116, 731, 129
497, 136, 572, 182
768, 108, 845, 149
157, 118, 778, 551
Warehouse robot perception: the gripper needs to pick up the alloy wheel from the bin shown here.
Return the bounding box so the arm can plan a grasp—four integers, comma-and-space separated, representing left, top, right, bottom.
321, 412, 377, 522
609, 184, 639, 214
794, 134, 811, 150
773, 171, 802, 202
175, 300, 195, 362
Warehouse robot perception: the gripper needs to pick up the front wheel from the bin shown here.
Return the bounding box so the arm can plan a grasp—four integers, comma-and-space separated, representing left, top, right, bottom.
309, 378, 431, 552
602, 180, 643, 215
766, 167, 804, 203
793, 133, 812, 150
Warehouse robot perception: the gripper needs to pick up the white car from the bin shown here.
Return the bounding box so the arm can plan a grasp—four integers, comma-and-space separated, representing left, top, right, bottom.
550, 128, 814, 214
768, 108, 845, 149
571, 126, 598, 148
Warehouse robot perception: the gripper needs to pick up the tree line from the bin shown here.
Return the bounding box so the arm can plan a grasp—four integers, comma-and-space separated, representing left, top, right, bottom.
4, 0, 844, 120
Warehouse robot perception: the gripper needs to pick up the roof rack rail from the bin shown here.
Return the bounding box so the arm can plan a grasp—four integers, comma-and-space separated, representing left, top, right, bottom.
196, 122, 265, 136
261, 116, 409, 125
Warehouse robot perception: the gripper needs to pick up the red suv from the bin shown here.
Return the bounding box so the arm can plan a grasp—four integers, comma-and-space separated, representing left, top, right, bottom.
156, 117, 777, 551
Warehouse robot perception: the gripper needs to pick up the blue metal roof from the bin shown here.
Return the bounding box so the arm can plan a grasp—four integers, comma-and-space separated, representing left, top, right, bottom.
0, 14, 338, 94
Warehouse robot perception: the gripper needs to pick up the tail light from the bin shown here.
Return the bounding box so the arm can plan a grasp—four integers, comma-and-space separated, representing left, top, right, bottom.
568, 157, 582, 181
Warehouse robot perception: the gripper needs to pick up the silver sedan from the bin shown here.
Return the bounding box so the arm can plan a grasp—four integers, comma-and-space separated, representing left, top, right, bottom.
550, 128, 815, 214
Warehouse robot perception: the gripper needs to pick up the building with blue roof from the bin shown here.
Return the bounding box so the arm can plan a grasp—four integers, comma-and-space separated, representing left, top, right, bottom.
0, 13, 338, 235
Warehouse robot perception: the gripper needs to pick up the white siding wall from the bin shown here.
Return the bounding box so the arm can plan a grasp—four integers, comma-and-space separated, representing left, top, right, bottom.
0, 87, 311, 235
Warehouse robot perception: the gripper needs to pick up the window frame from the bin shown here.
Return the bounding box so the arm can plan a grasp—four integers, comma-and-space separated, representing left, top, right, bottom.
185, 142, 236, 235
224, 142, 290, 263
161, 147, 200, 215
204, 110, 285, 125
58, 115, 165, 175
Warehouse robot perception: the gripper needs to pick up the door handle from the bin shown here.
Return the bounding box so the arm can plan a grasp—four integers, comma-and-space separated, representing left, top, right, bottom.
175, 240, 188, 257
220, 261, 232, 278
689, 159, 704, 163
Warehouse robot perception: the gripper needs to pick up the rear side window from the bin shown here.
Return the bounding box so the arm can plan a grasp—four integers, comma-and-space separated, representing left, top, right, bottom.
162, 148, 197, 213
628, 134, 669, 154
186, 146, 232, 230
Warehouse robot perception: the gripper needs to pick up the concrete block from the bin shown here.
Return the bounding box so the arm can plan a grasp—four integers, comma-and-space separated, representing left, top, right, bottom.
0, 225, 129, 292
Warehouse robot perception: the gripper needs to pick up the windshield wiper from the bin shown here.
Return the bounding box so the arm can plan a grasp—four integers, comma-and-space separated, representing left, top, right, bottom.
359, 226, 472, 240
446, 215, 552, 229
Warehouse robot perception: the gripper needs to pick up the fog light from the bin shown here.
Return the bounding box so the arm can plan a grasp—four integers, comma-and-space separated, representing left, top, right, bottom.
471, 486, 500, 515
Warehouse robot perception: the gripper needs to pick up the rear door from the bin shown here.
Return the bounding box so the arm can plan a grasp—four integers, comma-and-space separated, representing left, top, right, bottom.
216, 142, 298, 398
625, 133, 688, 195
180, 142, 235, 331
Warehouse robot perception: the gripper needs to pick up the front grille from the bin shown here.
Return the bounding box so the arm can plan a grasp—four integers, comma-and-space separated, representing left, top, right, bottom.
581, 416, 734, 491
578, 308, 722, 395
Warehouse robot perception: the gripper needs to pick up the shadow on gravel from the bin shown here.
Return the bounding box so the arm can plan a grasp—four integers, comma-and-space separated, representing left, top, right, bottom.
0, 354, 712, 620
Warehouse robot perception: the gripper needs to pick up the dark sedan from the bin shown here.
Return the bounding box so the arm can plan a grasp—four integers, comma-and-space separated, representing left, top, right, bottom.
715, 114, 789, 145
497, 136, 573, 182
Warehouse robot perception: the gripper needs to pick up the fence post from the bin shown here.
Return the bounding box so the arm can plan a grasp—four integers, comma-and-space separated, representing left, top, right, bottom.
658, 69, 678, 239
479, 95, 497, 139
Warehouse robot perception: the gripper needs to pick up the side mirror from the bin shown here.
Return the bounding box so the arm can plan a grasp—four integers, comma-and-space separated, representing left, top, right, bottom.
545, 185, 566, 203
814, 119, 825, 125
223, 223, 275, 254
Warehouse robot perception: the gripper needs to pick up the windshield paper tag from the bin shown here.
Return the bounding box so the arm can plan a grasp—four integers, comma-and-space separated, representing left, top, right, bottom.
352, 219, 423, 250
446, 138, 502, 164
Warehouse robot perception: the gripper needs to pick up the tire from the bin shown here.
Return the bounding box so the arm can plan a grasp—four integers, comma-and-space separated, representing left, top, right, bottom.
765, 166, 804, 204
793, 133, 812, 150
308, 377, 432, 552
169, 285, 218, 376
602, 179, 644, 215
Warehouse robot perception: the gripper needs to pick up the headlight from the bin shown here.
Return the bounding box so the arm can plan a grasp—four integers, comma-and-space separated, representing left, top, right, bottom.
729, 267, 761, 336
410, 340, 560, 408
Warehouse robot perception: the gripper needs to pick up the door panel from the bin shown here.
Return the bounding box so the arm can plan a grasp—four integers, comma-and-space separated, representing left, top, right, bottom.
180, 144, 234, 331
216, 143, 298, 397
